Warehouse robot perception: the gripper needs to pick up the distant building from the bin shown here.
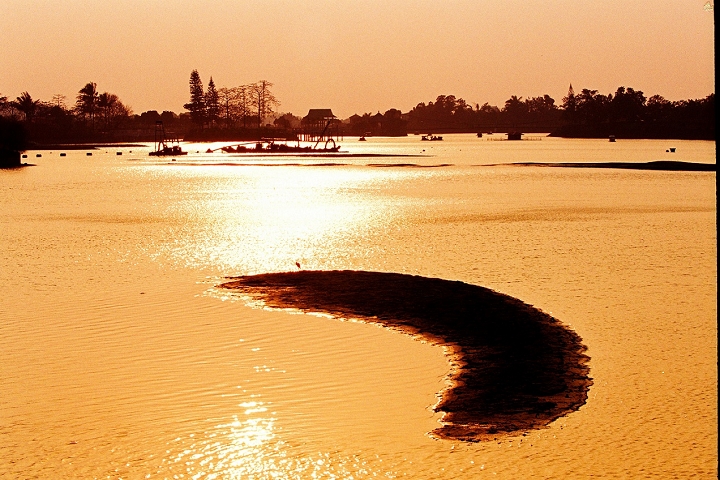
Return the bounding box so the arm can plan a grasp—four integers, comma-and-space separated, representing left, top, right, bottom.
347, 114, 363, 125
507, 132, 523, 140
300, 109, 340, 142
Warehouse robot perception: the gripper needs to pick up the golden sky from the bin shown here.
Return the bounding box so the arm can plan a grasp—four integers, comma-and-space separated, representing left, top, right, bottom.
0, 0, 714, 118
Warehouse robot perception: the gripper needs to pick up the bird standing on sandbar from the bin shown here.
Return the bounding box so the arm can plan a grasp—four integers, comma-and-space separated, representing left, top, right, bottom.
296, 262, 301, 270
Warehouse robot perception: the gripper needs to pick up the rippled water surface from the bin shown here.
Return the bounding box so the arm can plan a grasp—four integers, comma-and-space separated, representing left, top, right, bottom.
0, 136, 716, 478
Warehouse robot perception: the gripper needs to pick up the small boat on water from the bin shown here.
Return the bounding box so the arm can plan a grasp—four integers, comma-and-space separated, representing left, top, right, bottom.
207, 138, 340, 154
149, 121, 187, 156
421, 134, 443, 141
149, 145, 186, 156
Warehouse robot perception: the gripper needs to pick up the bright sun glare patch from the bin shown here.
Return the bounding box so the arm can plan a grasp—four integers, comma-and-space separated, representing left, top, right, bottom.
166, 405, 383, 479
151, 166, 405, 273
170, 412, 279, 479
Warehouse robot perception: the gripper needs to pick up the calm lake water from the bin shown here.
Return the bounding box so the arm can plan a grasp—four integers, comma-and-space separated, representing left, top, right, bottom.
0, 135, 716, 478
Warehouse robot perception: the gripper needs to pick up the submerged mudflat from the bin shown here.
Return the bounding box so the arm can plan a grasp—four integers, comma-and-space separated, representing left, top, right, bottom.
220, 270, 592, 442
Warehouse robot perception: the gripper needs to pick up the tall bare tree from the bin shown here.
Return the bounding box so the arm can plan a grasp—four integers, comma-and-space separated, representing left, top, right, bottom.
251, 80, 279, 127
217, 85, 254, 128
238, 85, 252, 127
51, 94, 67, 109
217, 87, 237, 128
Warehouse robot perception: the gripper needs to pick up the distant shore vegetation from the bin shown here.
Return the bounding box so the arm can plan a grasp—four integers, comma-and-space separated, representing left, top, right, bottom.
0, 75, 714, 146
401, 87, 713, 140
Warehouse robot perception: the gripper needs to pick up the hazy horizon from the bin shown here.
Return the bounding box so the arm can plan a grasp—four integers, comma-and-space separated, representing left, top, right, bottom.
0, 0, 714, 118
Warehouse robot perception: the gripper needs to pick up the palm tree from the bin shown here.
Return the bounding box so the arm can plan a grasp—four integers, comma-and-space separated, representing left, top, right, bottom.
76, 82, 99, 128
503, 95, 526, 128
12, 92, 40, 123
97, 92, 117, 130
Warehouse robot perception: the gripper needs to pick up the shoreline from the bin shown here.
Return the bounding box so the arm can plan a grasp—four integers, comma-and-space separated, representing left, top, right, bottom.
219, 270, 592, 442
0, 162, 34, 169
28, 143, 147, 150
496, 161, 715, 172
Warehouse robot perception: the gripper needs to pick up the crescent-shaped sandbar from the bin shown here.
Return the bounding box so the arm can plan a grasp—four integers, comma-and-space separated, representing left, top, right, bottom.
220, 270, 592, 442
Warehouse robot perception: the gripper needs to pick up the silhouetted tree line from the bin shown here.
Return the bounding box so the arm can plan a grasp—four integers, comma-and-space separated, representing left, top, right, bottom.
182, 70, 283, 140
1, 82, 210, 144
2, 81, 713, 145
0, 83, 133, 144
553, 85, 714, 139
404, 94, 562, 134
344, 109, 408, 136
385, 87, 713, 139
1, 72, 289, 144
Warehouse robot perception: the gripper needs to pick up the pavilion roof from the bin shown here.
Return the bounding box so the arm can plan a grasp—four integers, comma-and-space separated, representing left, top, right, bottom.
303, 109, 336, 121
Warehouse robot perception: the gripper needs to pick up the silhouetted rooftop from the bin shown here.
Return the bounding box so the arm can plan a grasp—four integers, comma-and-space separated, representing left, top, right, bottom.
304, 109, 336, 121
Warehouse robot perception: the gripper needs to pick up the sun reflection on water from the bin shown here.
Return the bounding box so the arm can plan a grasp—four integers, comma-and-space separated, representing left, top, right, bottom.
146, 165, 439, 274
166, 408, 389, 479
170, 404, 282, 479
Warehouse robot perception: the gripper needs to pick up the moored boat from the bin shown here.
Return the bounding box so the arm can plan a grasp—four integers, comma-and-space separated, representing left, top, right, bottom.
149, 121, 187, 156
207, 138, 340, 154
421, 134, 443, 141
